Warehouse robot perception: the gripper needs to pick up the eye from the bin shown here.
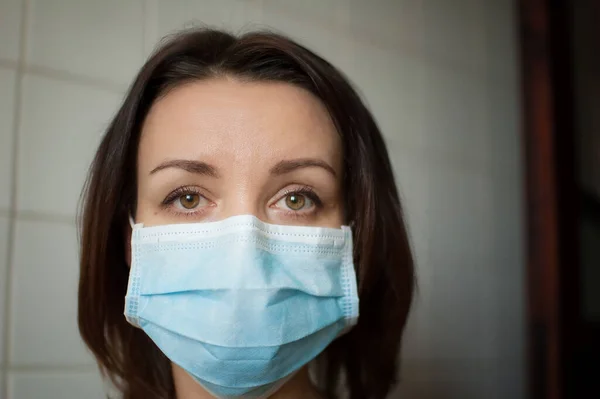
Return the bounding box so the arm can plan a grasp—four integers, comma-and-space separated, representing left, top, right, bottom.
276, 192, 315, 212
285, 193, 307, 210
179, 193, 200, 209
162, 186, 211, 215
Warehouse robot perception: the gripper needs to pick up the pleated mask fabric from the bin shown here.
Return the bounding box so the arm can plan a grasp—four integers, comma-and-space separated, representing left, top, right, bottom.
124, 214, 359, 398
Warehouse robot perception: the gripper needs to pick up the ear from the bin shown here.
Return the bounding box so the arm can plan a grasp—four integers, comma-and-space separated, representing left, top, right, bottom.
124, 221, 132, 267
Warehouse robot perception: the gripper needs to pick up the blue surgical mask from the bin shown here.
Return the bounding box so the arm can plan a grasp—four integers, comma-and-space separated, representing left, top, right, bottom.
124, 214, 359, 399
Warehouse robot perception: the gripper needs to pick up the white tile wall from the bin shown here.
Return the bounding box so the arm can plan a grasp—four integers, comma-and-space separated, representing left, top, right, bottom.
26, 0, 145, 85
0, 67, 17, 210
488, 85, 523, 174
426, 168, 497, 359
0, 216, 9, 365
389, 142, 435, 363
9, 220, 92, 366
395, 359, 501, 399
388, 141, 430, 265
8, 371, 106, 399
154, 0, 263, 41
0, 1, 525, 398
345, 0, 423, 54
421, 62, 493, 169
346, 45, 425, 149
487, 171, 526, 398
482, 0, 519, 88
400, 259, 435, 361
421, 0, 487, 75
258, 3, 347, 59
0, 0, 22, 62
17, 75, 122, 217
428, 167, 494, 261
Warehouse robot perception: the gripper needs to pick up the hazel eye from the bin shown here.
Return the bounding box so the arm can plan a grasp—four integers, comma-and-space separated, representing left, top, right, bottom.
179, 193, 200, 209
279, 193, 314, 211
285, 194, 305, 210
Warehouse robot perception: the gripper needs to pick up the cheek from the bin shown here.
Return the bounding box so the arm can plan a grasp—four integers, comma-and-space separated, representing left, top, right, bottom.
134, 197, 163, 227
330, 204, 345, 227
318, 201, 345, 228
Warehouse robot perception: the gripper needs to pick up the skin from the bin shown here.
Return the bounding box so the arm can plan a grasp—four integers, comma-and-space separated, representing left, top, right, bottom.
132, 77, 344, 399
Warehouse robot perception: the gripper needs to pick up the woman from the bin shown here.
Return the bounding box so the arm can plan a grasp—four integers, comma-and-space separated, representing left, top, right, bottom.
78, 28, 414, 399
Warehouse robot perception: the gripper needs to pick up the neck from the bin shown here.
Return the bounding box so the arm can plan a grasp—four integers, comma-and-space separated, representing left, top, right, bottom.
268, 367, 323, 399
172, 364, 324, 399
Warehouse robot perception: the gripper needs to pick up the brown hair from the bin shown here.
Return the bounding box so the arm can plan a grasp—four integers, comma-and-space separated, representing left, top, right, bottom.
78, 28, 414, 399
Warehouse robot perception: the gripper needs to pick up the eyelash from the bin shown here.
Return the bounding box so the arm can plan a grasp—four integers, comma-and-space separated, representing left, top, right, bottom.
279, 186, 322, 208
161, 186, 209, 218
161, 185, 323, 218
162, 185, 203, 206
275, 186, 323, 220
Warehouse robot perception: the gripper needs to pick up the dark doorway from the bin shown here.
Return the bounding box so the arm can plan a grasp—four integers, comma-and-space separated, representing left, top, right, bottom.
519, 0, 600, 398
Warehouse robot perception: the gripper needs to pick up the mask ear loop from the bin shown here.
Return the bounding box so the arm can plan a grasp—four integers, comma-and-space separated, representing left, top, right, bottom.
129, 214, 136, 229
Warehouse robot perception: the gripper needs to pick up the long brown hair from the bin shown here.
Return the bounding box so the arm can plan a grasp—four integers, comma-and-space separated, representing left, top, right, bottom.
78, 28, 414, 399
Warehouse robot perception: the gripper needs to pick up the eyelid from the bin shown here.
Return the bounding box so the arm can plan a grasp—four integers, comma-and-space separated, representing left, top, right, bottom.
161, 186, 215, 220
270, 185, 323, 209
163, 185, 207, 205
161, 185, 323, 220
161, 186, 214, 217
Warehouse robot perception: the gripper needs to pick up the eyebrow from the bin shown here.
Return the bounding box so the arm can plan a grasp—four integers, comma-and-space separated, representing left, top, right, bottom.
149, 160, 220, 177
270, 158, 337, 177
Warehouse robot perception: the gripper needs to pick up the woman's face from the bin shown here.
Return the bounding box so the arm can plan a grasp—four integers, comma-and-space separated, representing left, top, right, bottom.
135, 78, 344, 228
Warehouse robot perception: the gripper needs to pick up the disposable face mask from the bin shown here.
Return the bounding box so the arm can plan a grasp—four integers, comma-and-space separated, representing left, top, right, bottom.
124, 214, 359, 398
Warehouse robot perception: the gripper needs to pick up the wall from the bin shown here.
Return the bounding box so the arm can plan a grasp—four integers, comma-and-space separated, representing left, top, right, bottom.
0, 0, 526, 398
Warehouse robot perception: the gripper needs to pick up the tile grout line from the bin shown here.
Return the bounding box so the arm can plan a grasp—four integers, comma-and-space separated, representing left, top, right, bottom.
0, 17, 516, 97
0, 364, 98, 373
250, 1, 503, 82
24, 64, 126, 94
2, 0, 29, 396
15, 210, 75, 226
1, 8, 512, 89
0, 59, 18, 70
0, 209, 75, 225
0, 60, 126, 95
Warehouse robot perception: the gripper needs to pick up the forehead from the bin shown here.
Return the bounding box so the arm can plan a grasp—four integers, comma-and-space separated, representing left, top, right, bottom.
138, 78, 342, 170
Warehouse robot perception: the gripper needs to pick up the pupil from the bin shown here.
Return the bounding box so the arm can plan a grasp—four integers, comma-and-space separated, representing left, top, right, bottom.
286, 194, 305, 210
180, 194, 199, 209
